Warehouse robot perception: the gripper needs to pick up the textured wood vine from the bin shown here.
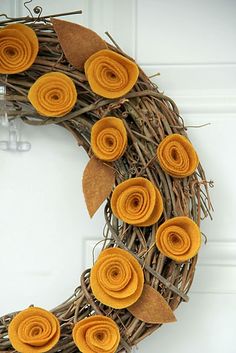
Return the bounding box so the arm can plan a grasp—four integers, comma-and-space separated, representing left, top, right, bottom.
0, 14, 212, 353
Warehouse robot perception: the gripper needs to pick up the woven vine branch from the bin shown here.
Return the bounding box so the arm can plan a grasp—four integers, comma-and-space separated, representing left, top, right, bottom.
0, 11, 213, 353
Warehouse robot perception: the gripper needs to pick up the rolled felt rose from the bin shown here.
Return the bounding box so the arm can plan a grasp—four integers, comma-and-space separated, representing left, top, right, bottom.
111, 177, 163, 226
0, 23, 38, 74
156, 216, 201, 263
84, 49, 139, 98
72, 315, 120, 353
91, 116, 127, 161
8, 307, 60, 353
90, 248, 144, 309
157, 134, 199, 178
28, 72, 77, 117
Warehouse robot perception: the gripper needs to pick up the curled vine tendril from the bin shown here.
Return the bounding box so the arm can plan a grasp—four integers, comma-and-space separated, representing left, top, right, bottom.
23, 0, 34, 17
24, 0, 43, 21
33, 6, 43, 19
0, 13, 15, 20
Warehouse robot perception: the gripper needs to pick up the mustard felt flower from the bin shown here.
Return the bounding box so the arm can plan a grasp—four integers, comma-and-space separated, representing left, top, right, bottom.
85, 49, 139, 98
156, 216, 201, 262
8, 307, 60, 353
91, 116, 127, 161
90, 247, 144, 309
28, 72, 77, 117
72, 315, 120, 353
111, 177, 163, 226
0, 23, 38, 74
157, 134, 199, 178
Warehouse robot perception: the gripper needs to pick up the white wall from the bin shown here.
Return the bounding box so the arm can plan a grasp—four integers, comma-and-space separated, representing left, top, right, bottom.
0, 1, 235, 352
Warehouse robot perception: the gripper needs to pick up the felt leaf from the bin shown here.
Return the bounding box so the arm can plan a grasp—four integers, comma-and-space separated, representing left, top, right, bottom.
51, 18, 107, 69
82, 156, 115, 217
128, 284, 176, 324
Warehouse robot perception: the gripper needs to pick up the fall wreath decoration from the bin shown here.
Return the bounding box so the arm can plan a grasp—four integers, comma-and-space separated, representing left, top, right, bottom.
0, 8, 213, 353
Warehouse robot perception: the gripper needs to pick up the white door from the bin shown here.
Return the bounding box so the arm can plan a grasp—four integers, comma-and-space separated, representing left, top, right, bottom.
1, 1, 235, 352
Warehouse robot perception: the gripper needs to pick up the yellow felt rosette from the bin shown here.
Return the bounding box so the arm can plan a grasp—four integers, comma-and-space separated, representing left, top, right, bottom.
72, 315, 120, 353
28, 72, 77, 117
156, 216, 201, 262
157, 134, 199, 178
8, 307, 60, 353
91, 116, 127, 161
0, 23, 38, 74
84, 49, 139, 98
90, 248, 144, 309
111, 177, 163, 226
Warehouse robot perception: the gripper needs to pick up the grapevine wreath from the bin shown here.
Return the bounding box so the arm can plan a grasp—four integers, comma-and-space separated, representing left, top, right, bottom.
0, 7, 213, 353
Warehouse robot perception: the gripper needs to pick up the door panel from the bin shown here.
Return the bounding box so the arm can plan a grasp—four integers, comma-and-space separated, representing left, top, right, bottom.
0, 1, 235, 352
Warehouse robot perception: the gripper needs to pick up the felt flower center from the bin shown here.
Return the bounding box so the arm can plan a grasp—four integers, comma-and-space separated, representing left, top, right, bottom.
18, 316, 55, 346
1, 37, 27, 67
97, 128, 120, 152
132, 197, 140, 208
121, 187, 150, 219
51, 94, 60, 101
105, 136, 114, 147
5, 47, 16, 57
170, 147, 180, 161
167, 142, 189, 171
98, 255, 132, 292
161, 226, 191, 256
86, 325, 117, 351
95, 57, 128, 92
95, 331, 105, 341
107, 71, 117, 80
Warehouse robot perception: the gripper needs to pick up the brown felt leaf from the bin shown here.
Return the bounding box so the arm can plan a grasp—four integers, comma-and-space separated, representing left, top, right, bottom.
82, 156, 115, 218
51, 18, 107, 69
128, 284, 176, 324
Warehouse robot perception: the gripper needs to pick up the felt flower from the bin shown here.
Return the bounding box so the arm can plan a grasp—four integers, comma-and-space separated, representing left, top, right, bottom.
91, 116, 127, 161
28, 72, 77, 117
156, 216, 201, 263
111, 177, 163, 226
72, 315, 120, 353
157, 134, 199, 178
8, 307, 60, 353
84, 49, 139, 98
0, 23, 38, 74
90, 247, 144, 309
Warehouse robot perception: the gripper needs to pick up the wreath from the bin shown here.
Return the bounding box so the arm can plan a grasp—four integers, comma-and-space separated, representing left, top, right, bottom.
0, 8, 213, 353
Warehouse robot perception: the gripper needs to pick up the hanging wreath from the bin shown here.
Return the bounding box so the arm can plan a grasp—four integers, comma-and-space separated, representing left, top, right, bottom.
0, 8, 213, 353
